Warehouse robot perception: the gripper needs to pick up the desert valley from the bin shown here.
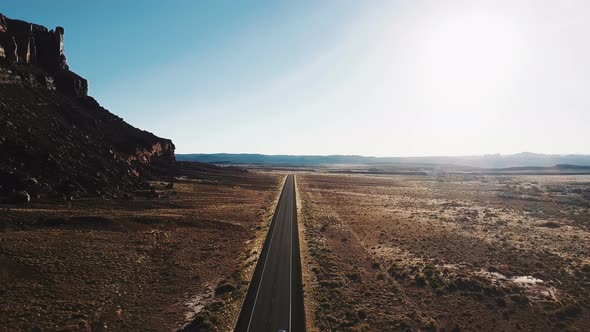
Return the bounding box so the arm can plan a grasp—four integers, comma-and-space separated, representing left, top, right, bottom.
2, 3, 590, 332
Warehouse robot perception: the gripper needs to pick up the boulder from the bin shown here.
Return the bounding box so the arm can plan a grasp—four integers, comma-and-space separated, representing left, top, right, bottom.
8, 190, 30, 204
24, 177, 43, 194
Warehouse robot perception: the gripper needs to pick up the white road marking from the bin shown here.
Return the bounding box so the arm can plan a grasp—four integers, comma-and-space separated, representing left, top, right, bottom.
289, 175, 293, 332
245, 176, 287, 332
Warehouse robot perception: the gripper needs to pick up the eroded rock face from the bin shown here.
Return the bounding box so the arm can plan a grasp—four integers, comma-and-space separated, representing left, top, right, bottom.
0, 13, 86, 96
0, 14, 8, 33
0, 14, 176, 199
132, 142, 176, 165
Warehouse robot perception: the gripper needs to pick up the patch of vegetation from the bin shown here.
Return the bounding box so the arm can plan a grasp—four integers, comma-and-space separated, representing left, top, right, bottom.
423, 318, 439, 332
184, 309, 219, 332
415, 272, 427, 286
214, 267, 247, 297
553, 300, 581, 319
214, 282, 235, 296
509, 293, 530, 306
540, 221, 560, 229
351, 323, 370, 332
319, 279, 344, 288
434, 287, 446, 296
346, 272, 362, 283
357, 309, 367, 320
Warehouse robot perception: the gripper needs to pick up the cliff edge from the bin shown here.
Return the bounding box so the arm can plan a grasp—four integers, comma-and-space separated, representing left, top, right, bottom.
0, 13, 175, 200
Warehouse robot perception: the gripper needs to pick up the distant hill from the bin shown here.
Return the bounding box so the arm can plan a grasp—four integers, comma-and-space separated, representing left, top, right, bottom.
176, 153, 380, 165
176, 152, 590, 169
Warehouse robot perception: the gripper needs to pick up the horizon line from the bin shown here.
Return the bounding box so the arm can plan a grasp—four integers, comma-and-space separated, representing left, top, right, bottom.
174, 151, 590, 158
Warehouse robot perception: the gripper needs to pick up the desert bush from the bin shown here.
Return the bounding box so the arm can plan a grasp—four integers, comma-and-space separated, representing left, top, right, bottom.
540, 221, 560, 228
345, 309, 359, 321
434, 287, 446, 296
346, 272, 362, 283
351, 323, 370, 332
357, 309, 368, 320
206, 301, 224, 312
423, 318, 439, 332
185, 309, 219, 331
415, 272, 427, 286
554, 300, 581, 319
214, 282, 235, 296
319, 279, 343, 288
509, 293, 529, 305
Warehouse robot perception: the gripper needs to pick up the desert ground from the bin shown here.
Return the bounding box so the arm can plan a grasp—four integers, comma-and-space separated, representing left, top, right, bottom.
298, 173, 590, 331
0, 166, 282, 331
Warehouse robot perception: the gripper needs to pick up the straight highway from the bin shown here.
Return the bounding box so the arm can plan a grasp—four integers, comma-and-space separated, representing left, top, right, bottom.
234, 175, 306, 332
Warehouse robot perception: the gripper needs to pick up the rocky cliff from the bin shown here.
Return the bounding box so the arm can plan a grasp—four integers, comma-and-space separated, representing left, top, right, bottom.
0, 14, 88, 96
0, 13, 175, 200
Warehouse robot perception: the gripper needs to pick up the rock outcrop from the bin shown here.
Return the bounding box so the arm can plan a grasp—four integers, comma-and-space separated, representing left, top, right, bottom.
0, 14, 87, 96
0, 13, 175, 199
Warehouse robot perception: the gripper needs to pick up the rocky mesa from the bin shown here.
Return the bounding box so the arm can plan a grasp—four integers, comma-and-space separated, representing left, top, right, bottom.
0, 13, 175, 200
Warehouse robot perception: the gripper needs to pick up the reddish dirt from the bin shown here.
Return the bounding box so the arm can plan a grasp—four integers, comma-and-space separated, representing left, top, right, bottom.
0, 170, 282, 332
298, 173, 590, 332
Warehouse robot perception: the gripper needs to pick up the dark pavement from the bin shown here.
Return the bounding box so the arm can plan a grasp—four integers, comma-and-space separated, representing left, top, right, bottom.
234, 175, 306, 332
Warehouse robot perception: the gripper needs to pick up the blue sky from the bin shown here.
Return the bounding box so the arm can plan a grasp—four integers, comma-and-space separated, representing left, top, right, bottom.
2, 1, 589, 156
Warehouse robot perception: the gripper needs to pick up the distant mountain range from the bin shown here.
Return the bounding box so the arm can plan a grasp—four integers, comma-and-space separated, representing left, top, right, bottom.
176, 152, 590, 169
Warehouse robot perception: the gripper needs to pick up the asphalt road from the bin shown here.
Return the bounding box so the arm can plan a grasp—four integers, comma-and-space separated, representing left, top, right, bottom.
234, 175, 306, 332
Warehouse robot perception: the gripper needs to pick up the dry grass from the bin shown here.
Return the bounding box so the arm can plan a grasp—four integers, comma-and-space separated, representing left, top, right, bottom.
0, 170, 282, 332
298, 173, 590, 331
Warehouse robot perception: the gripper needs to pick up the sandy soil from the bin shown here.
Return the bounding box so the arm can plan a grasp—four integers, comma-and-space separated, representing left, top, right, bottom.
0, 170, 282, 332
297, 173, 590, 331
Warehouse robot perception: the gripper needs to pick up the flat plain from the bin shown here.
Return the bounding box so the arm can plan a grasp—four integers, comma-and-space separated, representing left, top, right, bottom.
0, 167, 282, 331
298, 173, 590, 331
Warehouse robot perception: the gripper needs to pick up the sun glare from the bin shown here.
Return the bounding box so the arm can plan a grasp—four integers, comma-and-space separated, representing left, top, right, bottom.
417, 10, 525, 106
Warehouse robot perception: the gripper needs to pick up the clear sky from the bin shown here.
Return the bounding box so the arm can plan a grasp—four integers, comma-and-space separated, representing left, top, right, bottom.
2, 0, 589, 156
